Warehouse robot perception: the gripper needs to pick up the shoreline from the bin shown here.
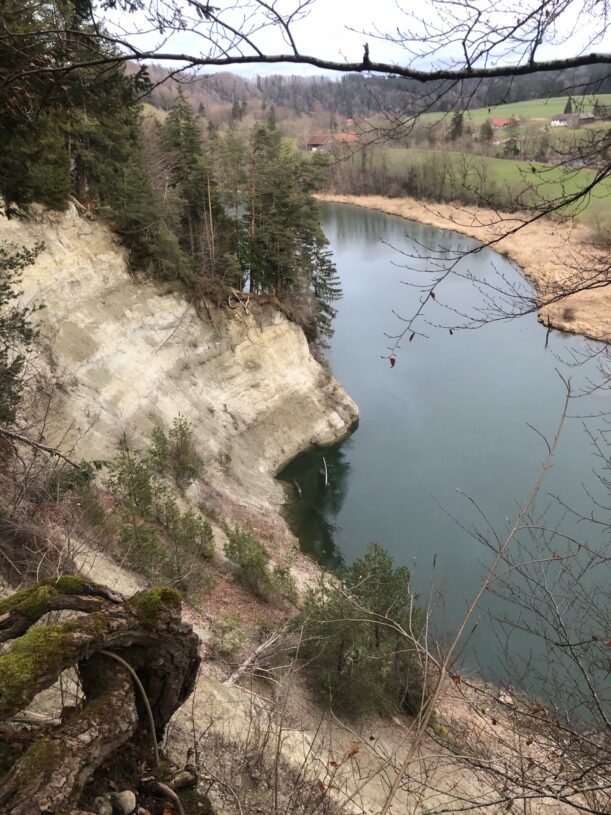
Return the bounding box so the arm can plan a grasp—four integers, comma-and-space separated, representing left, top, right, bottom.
316, 193, 611, 345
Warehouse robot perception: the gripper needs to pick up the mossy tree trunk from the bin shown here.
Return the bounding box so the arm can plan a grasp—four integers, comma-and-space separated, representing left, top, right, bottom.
0, 578, 201, 814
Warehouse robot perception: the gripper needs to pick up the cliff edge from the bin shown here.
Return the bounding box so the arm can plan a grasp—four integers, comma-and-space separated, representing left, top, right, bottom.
0, 204, 358, 547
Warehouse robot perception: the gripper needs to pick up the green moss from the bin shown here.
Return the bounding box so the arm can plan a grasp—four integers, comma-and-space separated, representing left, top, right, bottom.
0, 575, 91, 620
0, 626, 76, 716
129, 587, 182, 628
13, 738, 61, 791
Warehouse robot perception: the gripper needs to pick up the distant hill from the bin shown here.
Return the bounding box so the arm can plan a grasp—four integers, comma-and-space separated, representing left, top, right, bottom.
130, 62, 611, 122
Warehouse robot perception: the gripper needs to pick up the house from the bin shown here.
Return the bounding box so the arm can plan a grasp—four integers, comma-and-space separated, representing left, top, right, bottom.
551, 112, 596, 128
491, 117, 514, 129
306, 132, 359, 151
306, 133, 332, 151
550, 114, 571, 127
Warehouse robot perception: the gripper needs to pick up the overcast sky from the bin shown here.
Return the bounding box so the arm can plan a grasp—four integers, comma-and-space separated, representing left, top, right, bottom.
108, 0, 611, 79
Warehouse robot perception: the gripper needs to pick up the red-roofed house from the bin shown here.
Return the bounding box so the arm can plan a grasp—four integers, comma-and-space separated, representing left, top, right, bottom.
491, 117, 515, 129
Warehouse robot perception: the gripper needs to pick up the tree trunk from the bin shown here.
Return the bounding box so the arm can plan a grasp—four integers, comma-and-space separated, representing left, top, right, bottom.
0, 579, 201, 815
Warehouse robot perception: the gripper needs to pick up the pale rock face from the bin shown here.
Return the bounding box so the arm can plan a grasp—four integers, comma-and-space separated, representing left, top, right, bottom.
0, 204, 358, 526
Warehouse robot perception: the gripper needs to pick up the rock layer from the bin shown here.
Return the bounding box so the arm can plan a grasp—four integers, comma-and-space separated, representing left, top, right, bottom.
0, 205, 358, 521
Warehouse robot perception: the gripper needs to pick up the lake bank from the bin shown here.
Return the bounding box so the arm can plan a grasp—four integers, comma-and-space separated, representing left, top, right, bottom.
316, 193, 611, 344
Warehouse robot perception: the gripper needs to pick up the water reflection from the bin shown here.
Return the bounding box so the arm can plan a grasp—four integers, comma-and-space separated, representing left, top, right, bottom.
278, 440, 352, 569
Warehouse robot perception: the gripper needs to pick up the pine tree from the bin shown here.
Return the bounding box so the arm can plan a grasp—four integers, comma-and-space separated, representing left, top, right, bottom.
162, 91, 238, 286
0, 3, 183, 279
308, 234, 342, 355
266, 104, 277, 130
450, 111, 464, 141
0, 243, 39, 424
301, 543, 426, 716
239, 125, 342, 347
479, 119, 494, 142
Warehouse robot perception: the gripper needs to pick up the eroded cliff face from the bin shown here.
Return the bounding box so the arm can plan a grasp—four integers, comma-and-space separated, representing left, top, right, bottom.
0, 205, 358, 543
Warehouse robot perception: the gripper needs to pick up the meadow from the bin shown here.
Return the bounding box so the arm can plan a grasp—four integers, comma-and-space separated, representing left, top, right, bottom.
421, 94, 611, 126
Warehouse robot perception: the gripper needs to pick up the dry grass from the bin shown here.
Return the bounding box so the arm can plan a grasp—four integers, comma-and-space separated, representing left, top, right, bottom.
317, 194, 611, 344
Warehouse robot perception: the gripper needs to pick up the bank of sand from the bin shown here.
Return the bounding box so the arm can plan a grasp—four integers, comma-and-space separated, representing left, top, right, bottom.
317, 193, 611, 344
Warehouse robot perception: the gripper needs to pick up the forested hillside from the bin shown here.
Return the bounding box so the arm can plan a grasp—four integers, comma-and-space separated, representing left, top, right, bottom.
138, 62, 611, 121
0, 6, 340, 356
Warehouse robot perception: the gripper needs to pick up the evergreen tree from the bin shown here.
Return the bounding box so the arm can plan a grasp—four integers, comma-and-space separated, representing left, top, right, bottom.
266, 104, 277, 130
162, 91, 238, 286
479, 119, 494, 142
301, 543, 426, 716
230, 98, 242, 123
308, 235, 342, 355
0, 243, 39, 425
0, 2, 184, 279
564, 96, 573, 114
238, 125, 341, 345
450, 111, 464, 141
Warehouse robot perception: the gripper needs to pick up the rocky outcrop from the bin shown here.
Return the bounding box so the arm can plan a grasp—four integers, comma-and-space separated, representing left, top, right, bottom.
0, 205, 358, 537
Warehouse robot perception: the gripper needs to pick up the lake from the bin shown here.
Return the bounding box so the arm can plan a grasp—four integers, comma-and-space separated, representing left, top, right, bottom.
279, 201, 608, 680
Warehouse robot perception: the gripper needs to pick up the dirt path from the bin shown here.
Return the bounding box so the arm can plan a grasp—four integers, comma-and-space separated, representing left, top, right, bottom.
317, 193, 611, 344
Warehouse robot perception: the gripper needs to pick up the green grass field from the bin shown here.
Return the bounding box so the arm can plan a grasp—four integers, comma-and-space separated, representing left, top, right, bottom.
421, 94, 611, 126
378, 147, 611, 220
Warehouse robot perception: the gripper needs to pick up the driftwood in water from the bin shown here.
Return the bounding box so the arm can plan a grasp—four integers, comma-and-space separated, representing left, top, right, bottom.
0, 577, 201, 815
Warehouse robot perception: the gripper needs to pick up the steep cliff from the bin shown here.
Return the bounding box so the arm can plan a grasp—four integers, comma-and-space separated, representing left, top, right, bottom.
0, 205, 358, 551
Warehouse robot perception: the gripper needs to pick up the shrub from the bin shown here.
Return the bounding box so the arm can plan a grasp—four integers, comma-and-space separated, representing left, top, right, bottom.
107, 435, 158, 516
300, 543, 426, 718
151, 414, 202, 488
272, 563, 298, 606
156, 496, 214, 590
224, 524, 274, 600
223, 524, 296, 605
210, 612, 245, 659
106, 434, 212, 593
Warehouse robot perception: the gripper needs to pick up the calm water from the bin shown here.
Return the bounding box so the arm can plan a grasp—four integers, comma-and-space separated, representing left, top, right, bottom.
280, 202, 607, 679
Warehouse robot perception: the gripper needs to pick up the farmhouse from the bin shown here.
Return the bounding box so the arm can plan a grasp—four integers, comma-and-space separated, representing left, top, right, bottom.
550, 112, 596, 128
306, 132, 359, 151
491, 117, 517, 129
